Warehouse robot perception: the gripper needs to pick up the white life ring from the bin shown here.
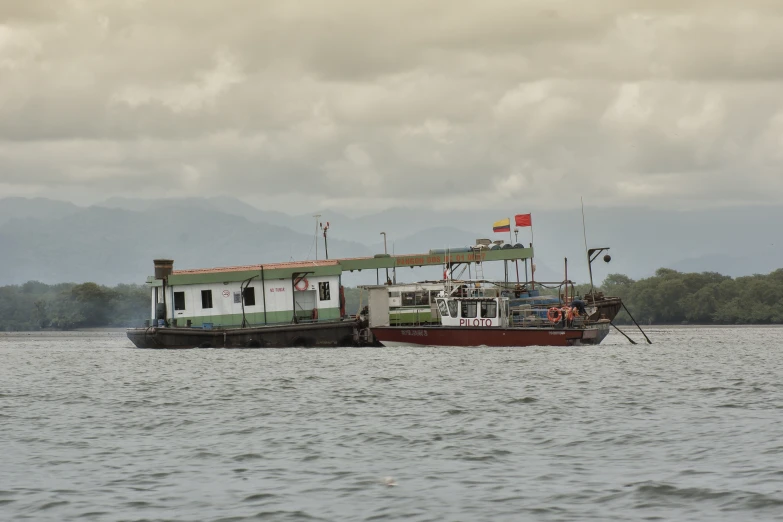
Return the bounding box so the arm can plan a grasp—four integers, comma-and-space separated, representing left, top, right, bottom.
294, 277, 309, 291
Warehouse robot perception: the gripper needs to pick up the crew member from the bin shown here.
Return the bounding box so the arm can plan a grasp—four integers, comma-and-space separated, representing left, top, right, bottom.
570, 296, 587, 316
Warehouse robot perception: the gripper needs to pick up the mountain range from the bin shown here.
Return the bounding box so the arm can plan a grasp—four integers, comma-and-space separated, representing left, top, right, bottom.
1, 196, 781, 287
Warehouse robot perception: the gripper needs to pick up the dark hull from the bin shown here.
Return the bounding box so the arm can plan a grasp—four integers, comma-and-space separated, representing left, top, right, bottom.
371, 322, 610, 347
127, 320, 358, 349
589, 296, 623, 322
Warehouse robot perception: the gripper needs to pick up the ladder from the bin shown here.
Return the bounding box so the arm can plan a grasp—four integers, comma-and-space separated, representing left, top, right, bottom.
473, 246, 485, 280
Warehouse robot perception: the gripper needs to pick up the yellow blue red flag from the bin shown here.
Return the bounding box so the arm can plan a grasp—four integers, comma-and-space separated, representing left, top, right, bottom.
493, 218, 510, 233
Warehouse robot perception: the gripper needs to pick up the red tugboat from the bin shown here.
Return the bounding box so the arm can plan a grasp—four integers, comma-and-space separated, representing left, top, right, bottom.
368, 287, 611, 348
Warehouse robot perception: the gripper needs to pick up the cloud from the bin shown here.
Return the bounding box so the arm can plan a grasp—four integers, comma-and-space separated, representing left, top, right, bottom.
111, 50, 245, 113
0, 0, 782, 211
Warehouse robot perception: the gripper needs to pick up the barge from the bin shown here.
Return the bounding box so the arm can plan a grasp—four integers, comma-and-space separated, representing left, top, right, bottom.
126, 240, 630, 348
126, 244, 537, 349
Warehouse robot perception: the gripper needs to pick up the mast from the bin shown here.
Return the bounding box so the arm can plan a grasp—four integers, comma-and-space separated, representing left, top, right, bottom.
581, 197, 593, 293
313, 214, 321, 260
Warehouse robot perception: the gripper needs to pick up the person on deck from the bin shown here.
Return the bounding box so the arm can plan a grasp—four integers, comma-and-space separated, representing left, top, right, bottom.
570, 297, 587, 317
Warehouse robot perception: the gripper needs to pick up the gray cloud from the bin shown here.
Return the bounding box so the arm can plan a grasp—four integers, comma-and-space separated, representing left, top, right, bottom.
1, 0, 782, 211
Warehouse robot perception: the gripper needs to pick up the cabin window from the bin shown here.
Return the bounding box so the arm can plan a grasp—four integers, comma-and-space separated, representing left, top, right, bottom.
389, 291, 401, 298
402, 291, 430, 306
447, 300, 458, 317
174, 291, 186, 311
481, 301, 497, 319
243, 287, 256, 306
201, 290, 213, 309
437, 299, 449, 317
402, 291, 415, 306
460, 301, 477, 318
319, 282, 330, 301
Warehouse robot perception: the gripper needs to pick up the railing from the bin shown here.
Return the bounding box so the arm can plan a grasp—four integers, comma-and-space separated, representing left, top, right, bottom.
510, 307, 589, 329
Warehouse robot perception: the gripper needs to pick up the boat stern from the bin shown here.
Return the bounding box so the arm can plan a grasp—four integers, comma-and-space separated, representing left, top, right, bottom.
575, 320, 611, 345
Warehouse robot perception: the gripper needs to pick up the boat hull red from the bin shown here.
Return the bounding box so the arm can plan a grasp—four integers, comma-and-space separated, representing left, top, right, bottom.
371, 323, 610, 347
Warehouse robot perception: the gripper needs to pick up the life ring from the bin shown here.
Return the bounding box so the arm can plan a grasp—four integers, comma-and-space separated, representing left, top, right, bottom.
547, 307, 562, 323
294, 277, 309, 291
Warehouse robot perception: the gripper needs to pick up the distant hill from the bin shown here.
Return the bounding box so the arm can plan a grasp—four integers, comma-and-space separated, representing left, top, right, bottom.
1, 196, 781, 286
327, 203, 783, 282
98, 196, 354, 239
0, 197, 82, 226
0, 203, 372, 285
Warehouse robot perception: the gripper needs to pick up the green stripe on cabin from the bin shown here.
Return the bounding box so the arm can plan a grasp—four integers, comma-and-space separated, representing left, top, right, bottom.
390, 309, 437, 325
170, 307, 341, 327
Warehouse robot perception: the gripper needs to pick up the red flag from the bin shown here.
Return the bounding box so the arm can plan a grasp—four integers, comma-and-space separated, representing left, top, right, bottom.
514, 213, 532, 227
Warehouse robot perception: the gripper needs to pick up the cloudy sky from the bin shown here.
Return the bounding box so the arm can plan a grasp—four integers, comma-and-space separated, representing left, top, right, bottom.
1, 0, 782, 213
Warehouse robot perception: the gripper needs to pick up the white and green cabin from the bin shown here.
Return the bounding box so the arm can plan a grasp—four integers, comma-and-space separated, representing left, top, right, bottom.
148, 259, 345, 327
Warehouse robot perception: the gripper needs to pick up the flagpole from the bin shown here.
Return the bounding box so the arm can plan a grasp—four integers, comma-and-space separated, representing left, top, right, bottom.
507, 218, 513, 287
508, 217, 512, 245
530, 221, 535, 290
514, 228, 520, 285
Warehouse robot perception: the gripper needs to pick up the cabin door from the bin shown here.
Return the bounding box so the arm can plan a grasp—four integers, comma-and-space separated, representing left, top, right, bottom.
294, 290, 317, 321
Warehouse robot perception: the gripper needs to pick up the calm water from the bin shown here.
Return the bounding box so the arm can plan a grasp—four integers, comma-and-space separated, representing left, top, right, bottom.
2, 327, 783, 522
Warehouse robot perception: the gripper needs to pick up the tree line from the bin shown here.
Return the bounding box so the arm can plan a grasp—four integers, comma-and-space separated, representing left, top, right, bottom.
602, 268, 783, 325
0, 281, 149, 331
1, 268, 782, 331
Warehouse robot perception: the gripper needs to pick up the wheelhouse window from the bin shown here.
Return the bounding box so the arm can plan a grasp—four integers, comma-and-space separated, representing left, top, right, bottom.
201, 290, 213, 309
447, 300, 458, 317
460, 301, 477, 318
480, 300, 497, 318
318, 282, 330, 301
243, 287, 256, 306
437, 298, 449, 317
174, 291, 186, 311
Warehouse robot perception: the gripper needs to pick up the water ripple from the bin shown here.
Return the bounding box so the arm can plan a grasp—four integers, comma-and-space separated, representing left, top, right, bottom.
2, 327, 783, 521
